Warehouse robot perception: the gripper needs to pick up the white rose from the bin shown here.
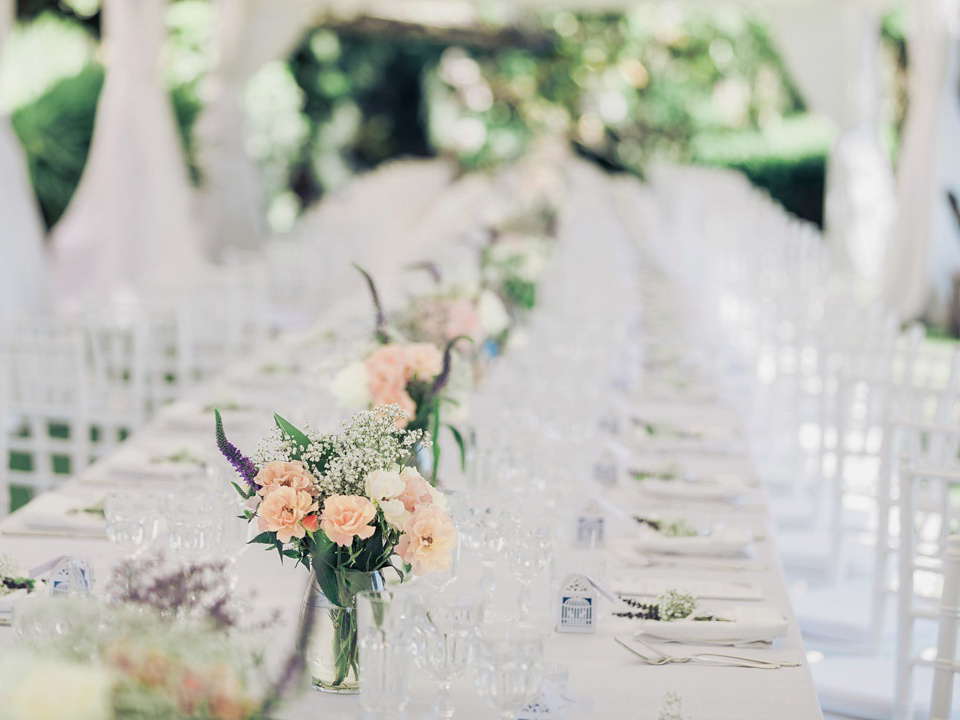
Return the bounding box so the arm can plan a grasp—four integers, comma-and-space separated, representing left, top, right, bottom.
477, 289, 510, 335
379, 498, 410, 531
517, 248, 546, 282
366, 469, 406, 504
331, 361, 372, 408
0, 656, 112, 720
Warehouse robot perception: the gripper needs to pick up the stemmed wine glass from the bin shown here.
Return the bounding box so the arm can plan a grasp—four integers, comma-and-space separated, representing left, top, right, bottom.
473, 623, 545, 720
505, 500, 555, 622
412, 592, 485, 719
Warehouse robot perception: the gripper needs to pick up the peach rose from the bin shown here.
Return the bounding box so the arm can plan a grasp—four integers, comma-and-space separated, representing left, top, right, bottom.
397, 506, 457, 575
444, 298, 484, 343
365, 345, 410, 397
320, 495, 377, 547
397, 467, 433, 513
404, 342, 443, 381
254, 460, 317, 497
257, 486, 318, 543
372, 385, 416, 428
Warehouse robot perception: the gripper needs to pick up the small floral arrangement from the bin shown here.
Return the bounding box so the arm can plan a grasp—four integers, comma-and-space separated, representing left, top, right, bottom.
615, 589, 698, 621
216, 404, 456, 578
0, 606, 267, 720
397, 286, 512, 358
216, 404, 458, 691
481, 230, 551, 313
331, 266, 472, 481
0, 553, 38, 595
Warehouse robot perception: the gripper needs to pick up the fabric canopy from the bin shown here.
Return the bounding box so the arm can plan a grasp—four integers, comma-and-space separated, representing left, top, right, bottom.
881, 0, 960, 323
48, 0, 204, 311
194, 0, 325, 260
0, 0, 50, 331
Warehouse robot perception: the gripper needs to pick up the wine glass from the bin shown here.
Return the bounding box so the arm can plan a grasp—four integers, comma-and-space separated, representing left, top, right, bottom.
103, 491, 160, 557
163, 490, 223, 559
505, 503, 554, 622
412, 592, 485, 719
473, 623, 545, 720
357, 589, 414, 719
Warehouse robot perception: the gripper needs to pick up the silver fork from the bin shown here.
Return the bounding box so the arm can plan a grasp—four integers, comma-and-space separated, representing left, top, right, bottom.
615, 637, 800, 669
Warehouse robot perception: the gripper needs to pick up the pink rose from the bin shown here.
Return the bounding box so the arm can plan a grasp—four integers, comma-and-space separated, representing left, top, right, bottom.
397, 506, 457, 575
372, 385, 417, 428
257, 486, 318, 543
254, 460, 317, 497
404, 342, 443, 381
444, 298, 483, 343
397, 467, 433, 513
320, 495, 378, 547
365, 345, 410, 397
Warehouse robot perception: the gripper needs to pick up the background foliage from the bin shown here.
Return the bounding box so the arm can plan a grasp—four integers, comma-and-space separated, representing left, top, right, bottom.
3, 1, 909, 231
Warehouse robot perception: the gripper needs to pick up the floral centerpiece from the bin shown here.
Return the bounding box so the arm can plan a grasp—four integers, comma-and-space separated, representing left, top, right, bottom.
330, 266, 472, 482
215, 404, 457, 694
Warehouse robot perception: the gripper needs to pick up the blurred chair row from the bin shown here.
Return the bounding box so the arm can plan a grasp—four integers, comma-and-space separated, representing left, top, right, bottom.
616, 164, 960, 720
0, 266, 271, 512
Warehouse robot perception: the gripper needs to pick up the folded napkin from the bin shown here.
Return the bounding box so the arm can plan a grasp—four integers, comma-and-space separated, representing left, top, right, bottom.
106, 442, 207, 480
637, 474, 753, 502
634, 526, 753, 557
2, 493, 107, 538
615, 576, 764, 601
636, 606, 789, 645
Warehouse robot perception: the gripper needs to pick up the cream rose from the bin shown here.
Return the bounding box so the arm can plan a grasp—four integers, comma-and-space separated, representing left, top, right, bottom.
320, 495, 378, 547
397, 506, 458, 575
254, 460, 317, 497
331, 361, 372, 408
404, 342, 443, 381
478, 289, 510, 335
397, 466, 434, 513
257, 486, 318, 543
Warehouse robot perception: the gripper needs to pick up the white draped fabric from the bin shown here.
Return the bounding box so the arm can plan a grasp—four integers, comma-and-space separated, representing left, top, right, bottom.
882, 0, 960, 323
194, 0, 324, 260
0, 0, 50, 331
48, 0, 203, 311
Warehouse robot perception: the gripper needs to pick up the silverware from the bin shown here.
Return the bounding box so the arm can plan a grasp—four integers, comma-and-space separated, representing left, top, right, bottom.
624, 553, 768, 573
614, 637, 801, 669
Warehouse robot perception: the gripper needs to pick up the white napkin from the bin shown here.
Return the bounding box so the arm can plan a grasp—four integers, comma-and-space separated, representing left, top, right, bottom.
615, 576, 764, 601
2, 493, 106, 538
637, 474, 753, 502
634, 526, 753, 557
106, 441, 207, 480
636, 606, 789, 645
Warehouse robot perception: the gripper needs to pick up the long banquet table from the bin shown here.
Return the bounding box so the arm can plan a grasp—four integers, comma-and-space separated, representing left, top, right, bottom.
0, 159, 824, 720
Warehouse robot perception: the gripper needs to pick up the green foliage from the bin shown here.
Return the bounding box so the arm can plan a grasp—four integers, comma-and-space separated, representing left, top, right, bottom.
10, 62, 200, 228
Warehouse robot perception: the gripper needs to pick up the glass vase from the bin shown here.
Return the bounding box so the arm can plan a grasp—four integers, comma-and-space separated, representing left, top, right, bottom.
298, 568, 386, 694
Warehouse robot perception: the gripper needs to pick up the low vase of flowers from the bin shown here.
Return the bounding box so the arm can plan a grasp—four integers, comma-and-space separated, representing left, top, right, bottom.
216, 404, 458, 694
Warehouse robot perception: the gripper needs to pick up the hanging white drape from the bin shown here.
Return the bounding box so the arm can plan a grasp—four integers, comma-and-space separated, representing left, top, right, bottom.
194, 0, 324, 260
49, 0, 204, 311
881, 0, 960, 323
820, 4, 896, 288
0, 0, 50, 332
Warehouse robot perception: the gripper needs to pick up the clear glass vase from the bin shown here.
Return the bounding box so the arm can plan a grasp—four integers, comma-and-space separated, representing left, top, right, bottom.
298, 569, 386, 694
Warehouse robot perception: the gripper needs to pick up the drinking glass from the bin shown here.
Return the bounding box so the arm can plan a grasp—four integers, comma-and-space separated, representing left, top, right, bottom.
461, 495, 506, 603
412, 592, 485, 719
163, 491, 223, 558
357, 589, 413, 719
13, 595, 102, 659
505, 502, 554, 622
473, 623, 545, 720
103, 491, 160, 557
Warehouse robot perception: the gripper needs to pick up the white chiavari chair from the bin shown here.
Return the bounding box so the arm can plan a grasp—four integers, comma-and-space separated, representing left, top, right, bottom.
929, 534, 960, 720
896, 441, 960, 720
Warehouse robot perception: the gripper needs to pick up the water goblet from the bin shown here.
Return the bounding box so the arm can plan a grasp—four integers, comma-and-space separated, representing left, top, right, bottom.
506, 515, 554, 622
357, 589, 414, 720
473, 623, 545, 720
412, 592, 485, 719
103, 491, 160, 558
163, 490, 223, 559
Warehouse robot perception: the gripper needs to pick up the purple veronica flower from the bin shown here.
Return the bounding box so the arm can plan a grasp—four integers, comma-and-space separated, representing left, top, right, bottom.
215, 409, 259, 489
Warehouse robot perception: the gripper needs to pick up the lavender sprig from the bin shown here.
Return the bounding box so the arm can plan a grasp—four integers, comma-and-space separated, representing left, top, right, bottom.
431, 334, 473, 394
215, 409, 259, 490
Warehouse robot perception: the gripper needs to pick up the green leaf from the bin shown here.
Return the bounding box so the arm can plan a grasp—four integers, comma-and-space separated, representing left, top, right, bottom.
248, 531, 275, 545
274, 413, 312, 461
447, 423, 467, 472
